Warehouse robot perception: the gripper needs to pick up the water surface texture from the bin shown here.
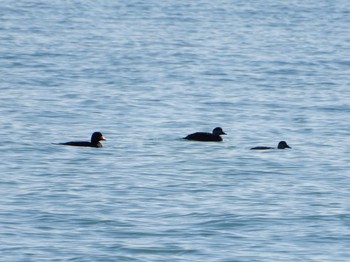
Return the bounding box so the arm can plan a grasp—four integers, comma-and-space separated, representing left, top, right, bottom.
1, 1, 350, 261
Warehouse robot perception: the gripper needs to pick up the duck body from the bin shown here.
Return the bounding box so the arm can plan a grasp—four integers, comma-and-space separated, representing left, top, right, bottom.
250, 141, 291, 150
250, 146, 274, 150
184, 127, 226, 142
55, 132, 106, 148
59, 141, 103, 148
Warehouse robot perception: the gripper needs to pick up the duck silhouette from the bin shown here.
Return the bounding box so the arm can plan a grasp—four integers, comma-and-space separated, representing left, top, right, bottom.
250, 141, 291, 150
54, 132, 106, 148
184, 127, 226, 142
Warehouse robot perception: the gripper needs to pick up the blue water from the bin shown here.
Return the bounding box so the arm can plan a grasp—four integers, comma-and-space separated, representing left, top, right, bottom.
1, 1, 350, 261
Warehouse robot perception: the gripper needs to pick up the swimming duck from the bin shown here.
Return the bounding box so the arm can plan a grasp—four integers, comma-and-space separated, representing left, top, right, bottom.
250, 141, 291, 150
54, 132, 106, 148
184, 127, 226, 142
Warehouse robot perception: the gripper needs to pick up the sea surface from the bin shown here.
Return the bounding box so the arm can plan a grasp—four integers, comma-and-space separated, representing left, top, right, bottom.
1, 0, 350, 261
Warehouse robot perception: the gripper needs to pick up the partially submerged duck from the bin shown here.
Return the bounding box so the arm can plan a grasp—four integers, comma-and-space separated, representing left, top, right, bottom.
54, 132, 106, 148
250, 141, 291, 150
184, 127, 226, 142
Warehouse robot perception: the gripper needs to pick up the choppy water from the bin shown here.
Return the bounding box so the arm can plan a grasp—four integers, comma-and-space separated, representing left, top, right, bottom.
1, 1, 350, 261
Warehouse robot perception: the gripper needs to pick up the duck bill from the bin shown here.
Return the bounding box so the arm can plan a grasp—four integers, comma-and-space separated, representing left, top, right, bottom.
221, 132, 227, 135
100, 136, 106, 141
